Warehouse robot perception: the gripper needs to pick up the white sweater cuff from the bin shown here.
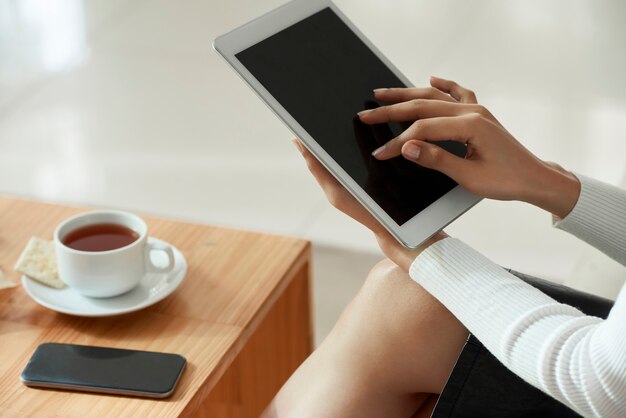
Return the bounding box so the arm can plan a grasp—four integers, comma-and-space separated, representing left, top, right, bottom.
408, 237, 604, 417
554, 174, 626, 265
409, 237, 564, 358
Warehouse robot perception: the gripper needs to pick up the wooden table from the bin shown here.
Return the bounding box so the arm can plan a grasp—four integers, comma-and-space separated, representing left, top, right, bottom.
0, 196, 313, 417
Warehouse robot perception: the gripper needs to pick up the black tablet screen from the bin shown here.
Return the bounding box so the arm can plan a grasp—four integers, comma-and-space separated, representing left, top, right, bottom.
236, 7, 464, 225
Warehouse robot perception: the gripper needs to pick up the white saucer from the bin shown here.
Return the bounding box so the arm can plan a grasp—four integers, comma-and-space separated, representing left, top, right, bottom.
22, 238, 187, 317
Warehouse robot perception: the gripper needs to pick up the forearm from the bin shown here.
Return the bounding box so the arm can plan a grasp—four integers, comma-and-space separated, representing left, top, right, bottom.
553, 174, 626, 265
375, 232, 447, 272
409, 238, 626, 417
522, 162, 581, 219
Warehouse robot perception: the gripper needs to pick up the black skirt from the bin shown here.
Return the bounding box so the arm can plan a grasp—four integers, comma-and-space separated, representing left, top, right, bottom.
431, 270, 615, 418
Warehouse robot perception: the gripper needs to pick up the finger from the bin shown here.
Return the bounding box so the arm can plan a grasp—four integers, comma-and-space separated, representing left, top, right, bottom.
292, 139, 384, 232
359, 99, 475, 124
292, 139, 341, 191
360, 101, 393, 148
430, 76, 477, 104
352, 116, 379, 166
372, 114, 479, 160
369, 117, 394, 145
292, 138, 305, 153
401, 140, 471, 183
373, 87, 457, 104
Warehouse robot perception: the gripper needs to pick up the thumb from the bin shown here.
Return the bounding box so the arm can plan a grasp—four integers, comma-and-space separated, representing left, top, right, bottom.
401, 140, 470, 182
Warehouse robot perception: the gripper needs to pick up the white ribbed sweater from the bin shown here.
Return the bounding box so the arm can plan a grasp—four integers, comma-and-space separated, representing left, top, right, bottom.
410, 175, 626, 418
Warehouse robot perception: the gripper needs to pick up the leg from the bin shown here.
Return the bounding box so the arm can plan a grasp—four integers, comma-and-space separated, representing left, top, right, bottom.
263, 259, 469, 418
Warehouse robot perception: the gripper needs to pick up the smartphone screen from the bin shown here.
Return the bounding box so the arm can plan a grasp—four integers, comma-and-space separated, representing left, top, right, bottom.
21, 343, 186, 398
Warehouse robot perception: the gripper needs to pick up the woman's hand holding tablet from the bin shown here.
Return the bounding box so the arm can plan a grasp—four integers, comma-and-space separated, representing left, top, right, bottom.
213, 0, 581, 248
292, 138, 447, 270
362, 76, 581, 219
214, 0, 480, 248
293, 76, 581, 264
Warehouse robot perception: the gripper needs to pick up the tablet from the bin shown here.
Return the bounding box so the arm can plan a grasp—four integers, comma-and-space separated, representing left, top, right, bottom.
213, 0, 481, 248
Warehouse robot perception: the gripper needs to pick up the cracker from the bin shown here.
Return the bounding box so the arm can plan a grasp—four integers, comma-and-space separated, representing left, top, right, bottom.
14, 237, 65, 289
0, 267, 17, 290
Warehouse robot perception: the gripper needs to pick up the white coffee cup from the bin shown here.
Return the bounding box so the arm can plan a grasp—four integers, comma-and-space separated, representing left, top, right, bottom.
54, 210, 175, 298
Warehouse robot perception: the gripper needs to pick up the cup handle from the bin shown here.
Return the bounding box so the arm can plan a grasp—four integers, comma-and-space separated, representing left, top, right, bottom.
145, 241, 175, 274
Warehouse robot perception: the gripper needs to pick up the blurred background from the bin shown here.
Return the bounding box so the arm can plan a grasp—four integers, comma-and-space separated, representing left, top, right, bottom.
1, 0, 625, 345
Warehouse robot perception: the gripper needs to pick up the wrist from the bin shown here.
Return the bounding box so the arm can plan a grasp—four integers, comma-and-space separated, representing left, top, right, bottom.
376, 232, 447, 271
524, 162, 580, 219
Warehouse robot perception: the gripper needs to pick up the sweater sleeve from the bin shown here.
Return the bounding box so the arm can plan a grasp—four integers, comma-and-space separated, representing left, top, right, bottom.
410, 239, 626, 417
554, 174, 626, 265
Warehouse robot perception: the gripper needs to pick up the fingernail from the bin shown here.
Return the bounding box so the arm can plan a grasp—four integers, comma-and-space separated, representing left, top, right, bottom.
403, 143, 421, 160
358, 109, 372, 117
292, 139, 304, 154
373, 88, 387, 93
371, 145, 385, 158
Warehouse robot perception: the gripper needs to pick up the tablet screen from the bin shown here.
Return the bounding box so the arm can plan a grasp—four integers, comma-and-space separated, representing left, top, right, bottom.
236, 8, 464, 225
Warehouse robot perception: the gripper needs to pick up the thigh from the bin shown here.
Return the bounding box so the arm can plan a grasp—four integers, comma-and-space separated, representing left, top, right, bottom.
265, 259, 468, 418
329, 259, 469, 395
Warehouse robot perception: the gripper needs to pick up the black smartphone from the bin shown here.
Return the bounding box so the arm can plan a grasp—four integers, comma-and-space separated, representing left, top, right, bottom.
21, 343, 187, 398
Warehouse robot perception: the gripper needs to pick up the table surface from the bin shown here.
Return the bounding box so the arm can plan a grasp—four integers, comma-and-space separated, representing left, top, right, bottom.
0, 196, 311, 417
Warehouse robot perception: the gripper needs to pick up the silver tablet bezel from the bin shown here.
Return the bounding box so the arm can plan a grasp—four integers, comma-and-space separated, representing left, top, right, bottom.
213, 0, 481, 248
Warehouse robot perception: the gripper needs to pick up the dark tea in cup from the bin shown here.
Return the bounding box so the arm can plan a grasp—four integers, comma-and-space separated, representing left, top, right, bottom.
55, 210, 175, 297
63, 223, 139, 252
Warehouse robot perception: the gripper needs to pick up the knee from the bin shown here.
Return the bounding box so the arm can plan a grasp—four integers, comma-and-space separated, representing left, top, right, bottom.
347, 258, 456, 335
369, 258, 403, 279
334, 258, 405, 326
337, 258, 410, 323
360, 258, 429, 306
363, 258, 408, 291
333, 258, 466, 393
339, 258, 438, 331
